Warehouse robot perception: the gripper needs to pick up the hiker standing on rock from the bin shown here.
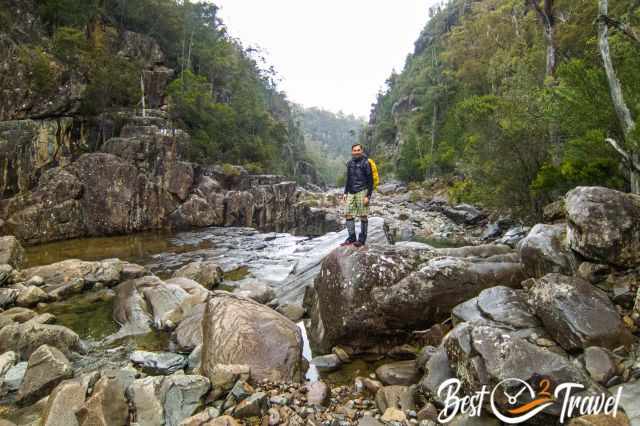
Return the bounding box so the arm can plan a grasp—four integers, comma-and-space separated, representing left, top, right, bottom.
341, 143, 376, 247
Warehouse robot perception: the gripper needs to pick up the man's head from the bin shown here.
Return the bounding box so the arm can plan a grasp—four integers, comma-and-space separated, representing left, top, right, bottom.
351, 144, 364, 159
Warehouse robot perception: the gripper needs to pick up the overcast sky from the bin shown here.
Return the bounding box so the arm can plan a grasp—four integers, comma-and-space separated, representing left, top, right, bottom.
213, 0, 440, 118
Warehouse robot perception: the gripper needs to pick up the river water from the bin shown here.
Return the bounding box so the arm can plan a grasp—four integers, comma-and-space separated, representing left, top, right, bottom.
22, 223, 391, 386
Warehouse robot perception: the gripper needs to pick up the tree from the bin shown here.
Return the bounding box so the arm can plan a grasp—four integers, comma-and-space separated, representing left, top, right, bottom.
597, 0, 640, 192
526, 0, 557, 78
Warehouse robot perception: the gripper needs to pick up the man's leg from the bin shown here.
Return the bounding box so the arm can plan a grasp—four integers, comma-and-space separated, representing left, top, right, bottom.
354, 216, 368, 246
344, 215, 357, 243
341, 194, 357, 245
354, 190, 370, 247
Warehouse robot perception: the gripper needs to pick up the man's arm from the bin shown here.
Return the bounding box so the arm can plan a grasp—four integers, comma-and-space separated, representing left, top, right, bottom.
344, 161, 351, 195
365, 161, 374, 198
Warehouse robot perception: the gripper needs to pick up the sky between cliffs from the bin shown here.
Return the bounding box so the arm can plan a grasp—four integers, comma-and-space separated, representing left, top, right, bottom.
213, 0, 440, 118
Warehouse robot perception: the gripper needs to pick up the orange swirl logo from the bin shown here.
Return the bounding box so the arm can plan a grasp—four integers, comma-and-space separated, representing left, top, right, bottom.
490, 378, 554, 424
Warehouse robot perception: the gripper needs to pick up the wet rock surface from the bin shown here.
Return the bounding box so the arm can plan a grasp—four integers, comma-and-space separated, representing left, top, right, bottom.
518, 223, 578, 278
566, 186, 640, 268
0, 237, 24, 269
307, 244, 524, 353
0, 185, 639, 425
528, 273, 633, 351
201, 292, 304, 383
16, 345, 73, 406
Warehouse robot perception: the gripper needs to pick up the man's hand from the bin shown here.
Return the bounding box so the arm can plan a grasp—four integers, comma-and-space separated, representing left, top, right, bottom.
343, 194, 348, 202
364, 196, 369, 206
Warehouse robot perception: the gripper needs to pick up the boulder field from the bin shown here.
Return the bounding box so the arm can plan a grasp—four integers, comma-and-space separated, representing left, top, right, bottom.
0, 185, 639, 425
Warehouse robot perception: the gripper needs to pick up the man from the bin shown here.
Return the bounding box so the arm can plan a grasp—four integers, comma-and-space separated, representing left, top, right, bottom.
341, 143, 374, 247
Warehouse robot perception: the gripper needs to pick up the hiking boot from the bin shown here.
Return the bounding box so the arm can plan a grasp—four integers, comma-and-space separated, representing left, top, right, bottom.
342, 218, 356, 246
357, 219, 368, 246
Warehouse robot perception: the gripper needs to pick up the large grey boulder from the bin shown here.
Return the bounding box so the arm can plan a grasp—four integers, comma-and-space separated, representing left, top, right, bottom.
0, 307, 37, 330
232, 280, 275, 304
0, 320, 84, 360
610, 380, 640, 426
375, 385, 415, 412
452, 286, 541, 330
19, 258, 129, 296
0, 236, 24, 269
112, 275, 207, 338
566, 186, 640, 268
173, 303, 206, 352
0, 288, 19, 309
0, 351, 17, 378
306, 245, 426, 353
172, 261, 223, 289
41, 378, 90, 426
518, 224, 578, 278
528, 274, 633, 351
419, 345, 454, 404
127, 374, 210, 426
444, 322, 598, 415
375, 360, 421, 386
111, 277, 154, 339
76, 370, 135, 426
201, 291, 304, 383
130, 351, 187, 375
0, 350, 18, 395
1, 361, 27, 394
307, 245, 525, 353
16, 345, 73, 406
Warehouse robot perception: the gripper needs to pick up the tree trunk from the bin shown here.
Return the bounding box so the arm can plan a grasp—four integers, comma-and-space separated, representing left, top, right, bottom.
428, 102, 438, 179
599, 0, 640, 192
544, 23, 556, 77
527, 0, 556, 78
140, 73, 146, 118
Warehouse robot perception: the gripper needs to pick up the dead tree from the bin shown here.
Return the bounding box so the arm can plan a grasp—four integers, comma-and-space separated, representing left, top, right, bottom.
526, 0, 556, 78
598, 0, 640, 192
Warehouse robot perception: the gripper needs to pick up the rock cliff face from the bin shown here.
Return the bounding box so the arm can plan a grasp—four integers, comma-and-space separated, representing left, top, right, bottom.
0, 116, 329, 245
0, 5, 328, 244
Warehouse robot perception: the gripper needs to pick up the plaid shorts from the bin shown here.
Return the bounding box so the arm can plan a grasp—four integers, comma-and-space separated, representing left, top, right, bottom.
345, 190, 369, 217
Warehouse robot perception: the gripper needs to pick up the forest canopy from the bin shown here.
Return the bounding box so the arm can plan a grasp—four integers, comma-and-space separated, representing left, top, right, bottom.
31, 0, 317, 179
365, 0, 640, 219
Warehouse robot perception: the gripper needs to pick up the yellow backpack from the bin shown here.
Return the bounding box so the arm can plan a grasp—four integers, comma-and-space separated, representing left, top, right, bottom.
368, 159, 380, 190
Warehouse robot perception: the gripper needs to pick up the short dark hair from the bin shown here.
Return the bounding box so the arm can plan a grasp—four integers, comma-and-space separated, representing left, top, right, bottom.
351, 143, 363, 150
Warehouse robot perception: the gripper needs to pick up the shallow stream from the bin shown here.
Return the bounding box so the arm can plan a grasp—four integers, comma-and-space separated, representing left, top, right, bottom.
23, 225, 392, 386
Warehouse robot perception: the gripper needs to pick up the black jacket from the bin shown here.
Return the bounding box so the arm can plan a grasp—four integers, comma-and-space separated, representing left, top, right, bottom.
344, 155, 373, 197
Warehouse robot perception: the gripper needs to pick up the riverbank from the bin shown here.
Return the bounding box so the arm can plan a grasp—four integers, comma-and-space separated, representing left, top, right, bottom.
0, 185, 639, 425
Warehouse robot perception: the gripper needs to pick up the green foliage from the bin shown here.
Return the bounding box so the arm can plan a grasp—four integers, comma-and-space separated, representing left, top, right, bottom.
222, 163, 241, 177
52, 27, 88, 65
295, 106, 365, 185
81, 50, 141, 115
38, 0, 100, 30
18, 47, 57, 94
366, 0, 640, 220
167, 70, 281, 169
24, 0, 311, 176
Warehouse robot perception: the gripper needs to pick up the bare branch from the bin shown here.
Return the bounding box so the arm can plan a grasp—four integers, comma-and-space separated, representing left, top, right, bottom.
597, 14, 640, 46
606, 138, 640, 174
